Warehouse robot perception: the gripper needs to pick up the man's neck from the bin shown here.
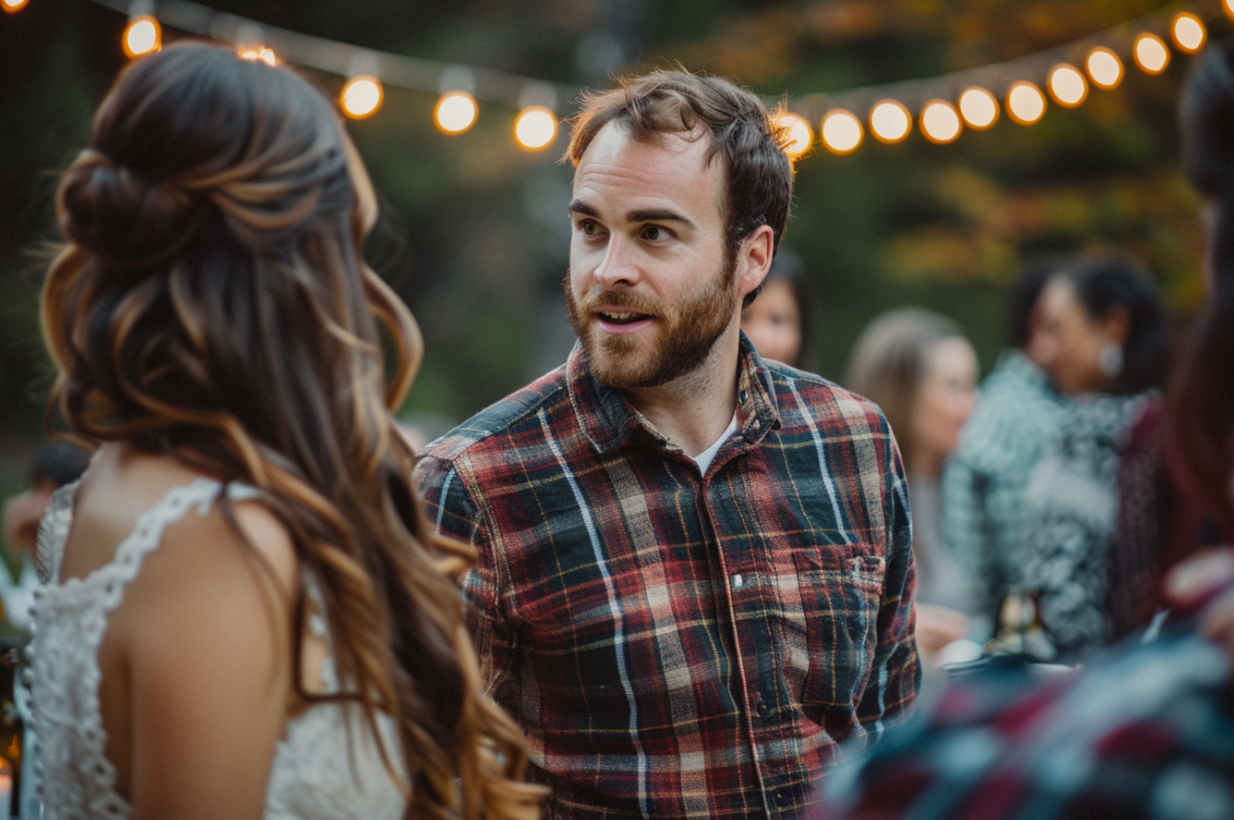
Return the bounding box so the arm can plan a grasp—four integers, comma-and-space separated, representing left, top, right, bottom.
621, 331, 742, 458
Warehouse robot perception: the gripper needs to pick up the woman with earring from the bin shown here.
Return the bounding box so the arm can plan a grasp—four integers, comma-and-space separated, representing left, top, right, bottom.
1020, 253, 1170, 657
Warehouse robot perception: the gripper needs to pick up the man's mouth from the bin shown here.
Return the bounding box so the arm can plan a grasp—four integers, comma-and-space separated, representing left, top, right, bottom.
596, 309, 651, 325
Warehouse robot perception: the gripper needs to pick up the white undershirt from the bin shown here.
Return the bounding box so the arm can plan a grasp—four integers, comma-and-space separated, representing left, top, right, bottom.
690, 410, 740, 473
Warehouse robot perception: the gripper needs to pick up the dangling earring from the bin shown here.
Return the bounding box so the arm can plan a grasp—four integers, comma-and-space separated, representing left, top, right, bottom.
1099, 343, 1123, 379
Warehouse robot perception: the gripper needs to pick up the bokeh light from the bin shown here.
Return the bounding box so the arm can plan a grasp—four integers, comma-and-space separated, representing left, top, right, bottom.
238, 46, 278, 66
1006, 81, 1046, 125
771, 111, 814, 158
514, 106, 558, 150
919, 100, 961, 144
1086, 47, 1124, 90
820, 110, 863, 154
2, 0, 30, 13
1048, 64, 1087, 108
340, 76, 383, 119
1133, 33, 1170, 75
435, 91, 478, 134
1172, 13, 1206, 54
122, 16, 161, 58
958, 87, 999, 129
869, 100, 911, 143
1227, 0, 1234, 20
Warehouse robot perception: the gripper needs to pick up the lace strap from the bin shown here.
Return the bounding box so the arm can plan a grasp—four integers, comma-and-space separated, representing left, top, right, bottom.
34, 478, 84, 585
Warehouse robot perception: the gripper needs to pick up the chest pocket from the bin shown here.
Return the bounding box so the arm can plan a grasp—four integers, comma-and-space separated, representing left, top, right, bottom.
785, 548, 884, 726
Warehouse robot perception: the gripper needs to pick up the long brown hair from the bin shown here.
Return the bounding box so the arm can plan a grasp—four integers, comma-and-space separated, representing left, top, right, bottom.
42, 41, 540, 819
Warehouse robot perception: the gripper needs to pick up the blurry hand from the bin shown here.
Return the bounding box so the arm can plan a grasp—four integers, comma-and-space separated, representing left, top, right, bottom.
1165, 547, 1234, 661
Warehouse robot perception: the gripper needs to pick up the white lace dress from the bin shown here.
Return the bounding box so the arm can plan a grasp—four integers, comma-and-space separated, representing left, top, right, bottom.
27, 477, 408, 819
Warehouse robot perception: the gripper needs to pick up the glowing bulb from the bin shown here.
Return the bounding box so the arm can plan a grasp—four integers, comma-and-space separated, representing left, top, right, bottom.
1227, 0, 1234, 20
2, 0, 30, 13
1134, 33, 1170, 75
869, 100, 911, 143
958, 87, 999, 129
1006, 81, 1046, 125
1172, 13, 1206, 54
820, 110, 863, 154
341, 76, 383, 119
435, 91, 478, 134
1048, 64, 1088, 108
122, 16, 161, 58
920, 100, 961, 144
514, 106, 557, 150
239, 46, 278, 66
770, 111, 813, 158
1086, 47, 1124, 90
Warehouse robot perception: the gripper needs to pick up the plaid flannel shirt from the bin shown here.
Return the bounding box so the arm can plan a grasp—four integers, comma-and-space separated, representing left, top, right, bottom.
815, 629, 1234, 820
413, 338, 919, 819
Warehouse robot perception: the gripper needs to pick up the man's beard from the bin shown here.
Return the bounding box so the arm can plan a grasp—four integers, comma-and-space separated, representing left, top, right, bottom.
565, 252, 738, 390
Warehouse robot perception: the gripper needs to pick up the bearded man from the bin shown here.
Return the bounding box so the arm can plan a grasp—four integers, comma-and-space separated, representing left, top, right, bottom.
413, 70, 919, 819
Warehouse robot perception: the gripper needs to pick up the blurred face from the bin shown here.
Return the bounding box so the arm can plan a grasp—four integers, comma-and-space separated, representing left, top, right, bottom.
1035, 275, 1122, 395
910, 337, 978, 472
741, 278, 803, 367
565, 123, 761, 389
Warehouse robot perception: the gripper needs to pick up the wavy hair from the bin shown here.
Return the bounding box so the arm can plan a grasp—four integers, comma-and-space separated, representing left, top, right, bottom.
42, 41, 540, 819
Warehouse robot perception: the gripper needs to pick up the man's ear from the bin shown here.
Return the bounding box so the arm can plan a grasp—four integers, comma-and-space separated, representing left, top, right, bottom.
736, 225, 775, 299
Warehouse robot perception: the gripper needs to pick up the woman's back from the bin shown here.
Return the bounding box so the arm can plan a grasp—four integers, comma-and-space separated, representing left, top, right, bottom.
31, 445, 405, 818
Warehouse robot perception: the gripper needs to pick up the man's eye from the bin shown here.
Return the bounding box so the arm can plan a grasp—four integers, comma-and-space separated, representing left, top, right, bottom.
643, 226, 669, 241
580, 221, 603, 236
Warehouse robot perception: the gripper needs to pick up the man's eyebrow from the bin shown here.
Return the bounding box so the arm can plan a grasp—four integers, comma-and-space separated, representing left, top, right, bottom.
626, 208, 695, 230
568, 199, 598, 217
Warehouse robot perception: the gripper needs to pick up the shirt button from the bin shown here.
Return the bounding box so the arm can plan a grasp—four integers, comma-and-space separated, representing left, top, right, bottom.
739, 390, 749, 403
756, 696, 771, 717
775, 789, 791, 807
731, 573, 744, 590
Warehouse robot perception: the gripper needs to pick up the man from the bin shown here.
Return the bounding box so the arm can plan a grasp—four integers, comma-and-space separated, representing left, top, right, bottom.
414, 70, 918, 819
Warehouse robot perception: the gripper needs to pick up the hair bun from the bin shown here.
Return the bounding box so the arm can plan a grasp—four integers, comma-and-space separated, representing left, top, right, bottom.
58, 148, 203, 269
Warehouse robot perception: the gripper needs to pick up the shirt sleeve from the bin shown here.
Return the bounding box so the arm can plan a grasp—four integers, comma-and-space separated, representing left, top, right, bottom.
412, 455, 518, 708
941, 455, 999, 620
857, 433, 919, 735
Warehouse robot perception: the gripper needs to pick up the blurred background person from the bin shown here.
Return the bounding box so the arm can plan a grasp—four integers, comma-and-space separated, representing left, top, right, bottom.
740, 246, 814, 371
1021, 253, 1171, 657
810, 43, 1234, 820
942, 261, 1064, 640
1, 440, 90, 631
845, 307, 978, 664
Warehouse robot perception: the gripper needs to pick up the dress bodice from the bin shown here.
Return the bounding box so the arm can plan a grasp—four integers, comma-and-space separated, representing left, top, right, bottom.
28, 477, 407, 819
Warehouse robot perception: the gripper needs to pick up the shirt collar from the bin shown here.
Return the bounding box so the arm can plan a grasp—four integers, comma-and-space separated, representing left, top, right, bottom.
565, 333, 782, 457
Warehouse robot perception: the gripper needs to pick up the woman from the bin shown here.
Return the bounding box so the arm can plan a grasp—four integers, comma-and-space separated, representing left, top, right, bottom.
28, 42, 541, 819
739, 248, 813, 370
844, 308, 979, 661
1020, 254, 1170, 656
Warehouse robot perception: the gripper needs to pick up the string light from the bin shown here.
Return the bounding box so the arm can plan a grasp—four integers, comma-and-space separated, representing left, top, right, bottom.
1086, 47, 1124, 90
1, 0, 30, 13
1048, 64, 1088, 108
1006, 81, 1046, 125
869, 100, 911, 143
435, 91, 478, 134
122, 15, 161, 58
341, 76, 383, 119
514, 106, 557, 150
1171, 12, 1206, 53
1133, 33, 1170, 75
820, 110, 862, 155
958, 87, 999, 130
238, 46, 278, 66
771, 111, 814, 157
920, 100, 961, 144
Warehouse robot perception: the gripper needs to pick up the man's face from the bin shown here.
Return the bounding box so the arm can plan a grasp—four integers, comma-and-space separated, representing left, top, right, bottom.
565, 122, 739, 390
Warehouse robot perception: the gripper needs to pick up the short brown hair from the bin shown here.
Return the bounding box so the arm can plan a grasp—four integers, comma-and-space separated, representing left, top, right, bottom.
567, 70, 794, 255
